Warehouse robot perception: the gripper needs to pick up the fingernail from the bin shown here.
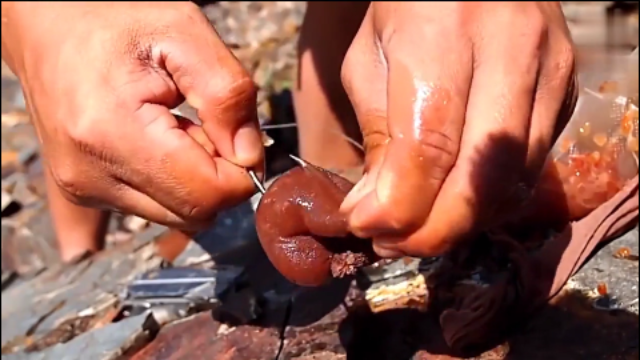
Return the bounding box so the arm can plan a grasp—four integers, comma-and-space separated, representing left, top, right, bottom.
342, 172, 377, 212
341, 174, 368, 212
233, 124, 263, 166
349, 197, 399, 239
374, 236, 403, 248
372, 241, 404, 259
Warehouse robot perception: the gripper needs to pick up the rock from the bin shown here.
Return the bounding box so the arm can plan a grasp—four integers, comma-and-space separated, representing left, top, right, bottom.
356, 258, 421, 286
213, 286, 261, 326
130, 312, 281, 360
134, 223, 168, 246
1, 151, 19, 178
1, 270, 17, 292
1, 204, 59, 275
571, 226, 639, 314
1, 125, 40, 162
0, 78, 25, 114
0, 111, 29, 129
1, 243, 163, 353
193, 201, 258, 257
1, 191, 13, 213
170, 240, 211, 268
0, 223, 48, 275
294, 353, 346, 360
2, 173, 42, 207
281, 305, 347, 359
499, 287, 638, 360
2, 313, 159, 360
105, 231, 134, 245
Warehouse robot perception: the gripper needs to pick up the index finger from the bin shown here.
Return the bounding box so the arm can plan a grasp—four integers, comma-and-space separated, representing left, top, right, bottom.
348, 30, 473, 237
119, 103, 257, 224
160, 8, 264, 169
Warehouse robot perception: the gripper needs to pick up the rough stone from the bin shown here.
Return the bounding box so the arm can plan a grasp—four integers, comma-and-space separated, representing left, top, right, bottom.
1, 221, 49, 275
571, 226, 639, 314
2, 313, 159, 360
194, 201, 259, 257
1, 243, 163, 353
171, 240, 211, 268
130, 312, 281, 360
281, 305, 347, 359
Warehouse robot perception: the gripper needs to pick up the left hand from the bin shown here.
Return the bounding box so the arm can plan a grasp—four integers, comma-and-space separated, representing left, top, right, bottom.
339, 2, 578, 258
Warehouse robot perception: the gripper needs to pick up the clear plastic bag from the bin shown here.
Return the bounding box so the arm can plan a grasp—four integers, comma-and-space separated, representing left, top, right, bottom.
523, 48, 639, 227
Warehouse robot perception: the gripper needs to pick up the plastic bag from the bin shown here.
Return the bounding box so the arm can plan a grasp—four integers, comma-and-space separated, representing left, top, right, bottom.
522, 48, 639, 227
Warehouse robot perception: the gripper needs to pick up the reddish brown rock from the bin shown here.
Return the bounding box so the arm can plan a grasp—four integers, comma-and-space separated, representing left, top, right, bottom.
130, 313, 281, 360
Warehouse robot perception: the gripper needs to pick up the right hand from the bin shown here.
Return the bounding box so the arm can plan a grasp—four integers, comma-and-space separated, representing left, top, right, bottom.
1, 2, 264, 229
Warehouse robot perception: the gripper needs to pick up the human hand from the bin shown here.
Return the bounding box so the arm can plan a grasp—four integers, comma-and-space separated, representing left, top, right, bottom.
1, 2, 264, 229
339, 2, 578, 257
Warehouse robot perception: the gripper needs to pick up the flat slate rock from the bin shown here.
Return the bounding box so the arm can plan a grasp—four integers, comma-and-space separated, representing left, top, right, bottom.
571, 226, 639, 314
1, 243, 163, 354
1, 313, 159, 360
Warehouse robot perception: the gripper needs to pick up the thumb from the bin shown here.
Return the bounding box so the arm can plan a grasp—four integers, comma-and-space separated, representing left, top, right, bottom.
159, 17, 264, 169
339, 6, 389, 219
340, 120, 388, 215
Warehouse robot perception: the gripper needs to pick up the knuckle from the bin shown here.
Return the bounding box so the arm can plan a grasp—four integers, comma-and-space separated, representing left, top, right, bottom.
379, 24, 399, 51
414, 129, 459, 181
497, 7, 547, 55
228, 75, 258, 100
51, 165, 87, 204
363, 137, 386, 163
361, 120, 388, 151
180, 203, 213, 223
66, 115, 101, 149
554, 43, 576, 81
520, 32, 546, 62
207, 74, 257, 109
173, 193, 219, 223
66, 120, 90, 145
67, 118, 122, 171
